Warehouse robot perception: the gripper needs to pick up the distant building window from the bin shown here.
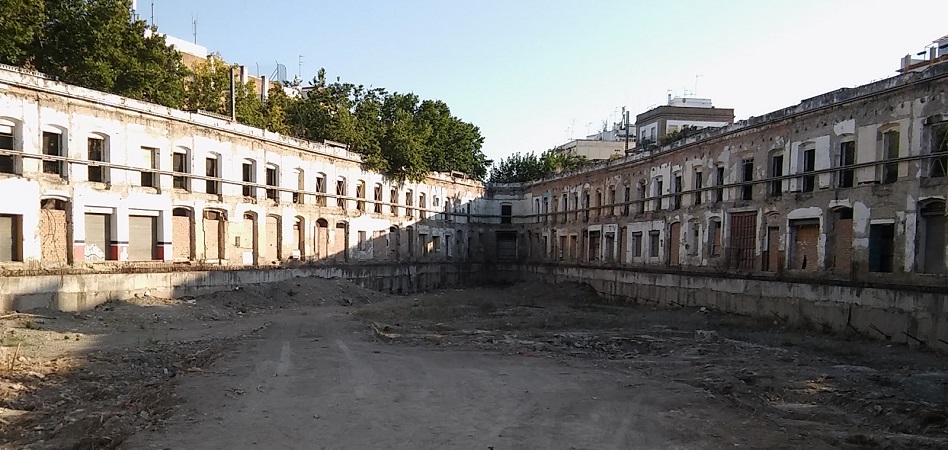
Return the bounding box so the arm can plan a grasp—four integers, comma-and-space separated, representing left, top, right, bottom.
266, 164, 280, 202
87, 137, 107, 183
838, 141, 856, 187
714, 166, 725, 203
769, 153, 783, 197
801, 148, 815, 192
648, 231, 660, 258
693, 170, 703, 205
206, 156, 221, 195
631, 232, 643, 258
881, 130, 900, 184
740, 158, 754, 200
172, 150, 190, 191
42, 131, 63, 176
242, 160, 256, 197
501, 203, 512, 224
930, 123, 948, 178
0, 121, 17, 174
140, 147, 158, 188
337, 178, 347, 209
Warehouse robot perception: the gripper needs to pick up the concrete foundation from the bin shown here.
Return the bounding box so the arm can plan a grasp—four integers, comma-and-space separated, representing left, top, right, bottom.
495, 263, 948, 350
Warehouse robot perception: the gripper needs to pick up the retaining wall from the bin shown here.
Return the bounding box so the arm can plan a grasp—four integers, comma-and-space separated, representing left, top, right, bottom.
494, 264, 948, 350
0, 263, 484, 312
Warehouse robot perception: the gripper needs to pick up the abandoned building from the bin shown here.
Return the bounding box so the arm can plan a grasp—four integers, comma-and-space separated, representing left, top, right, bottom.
0, 53, 946, 348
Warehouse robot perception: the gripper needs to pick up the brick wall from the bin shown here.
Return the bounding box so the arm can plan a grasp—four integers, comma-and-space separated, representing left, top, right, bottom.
39, 209, 67, 266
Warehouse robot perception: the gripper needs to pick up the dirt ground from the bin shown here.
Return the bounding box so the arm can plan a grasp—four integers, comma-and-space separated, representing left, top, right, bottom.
0, 278, 946, 449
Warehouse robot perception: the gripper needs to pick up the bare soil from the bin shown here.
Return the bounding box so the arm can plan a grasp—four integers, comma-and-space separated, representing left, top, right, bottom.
0, 279, 945, 449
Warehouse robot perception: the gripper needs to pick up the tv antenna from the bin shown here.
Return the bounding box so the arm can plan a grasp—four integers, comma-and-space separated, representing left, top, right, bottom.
150, 1, 154, 26
191, 15, 198, 44
298, 55, 304, 78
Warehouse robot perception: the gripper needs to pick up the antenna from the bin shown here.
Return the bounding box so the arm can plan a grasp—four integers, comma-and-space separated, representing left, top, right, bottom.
192, 15, 198, 44
298, 55, 304, 78
150, 0, 154, 26
695, 74, 703, 97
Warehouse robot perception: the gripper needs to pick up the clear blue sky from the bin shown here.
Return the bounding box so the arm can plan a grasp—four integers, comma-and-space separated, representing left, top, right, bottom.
142, 0, 947, 163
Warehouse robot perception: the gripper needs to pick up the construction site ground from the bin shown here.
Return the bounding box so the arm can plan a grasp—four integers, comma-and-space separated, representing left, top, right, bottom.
0, 278, 946, 449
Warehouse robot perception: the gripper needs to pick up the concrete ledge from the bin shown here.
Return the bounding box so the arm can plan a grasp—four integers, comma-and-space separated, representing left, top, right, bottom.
0, 263, 485, 312
496, 263, 948, 350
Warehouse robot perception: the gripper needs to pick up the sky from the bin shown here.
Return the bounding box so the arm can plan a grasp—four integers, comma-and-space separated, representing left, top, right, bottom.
141, 0, 948, 164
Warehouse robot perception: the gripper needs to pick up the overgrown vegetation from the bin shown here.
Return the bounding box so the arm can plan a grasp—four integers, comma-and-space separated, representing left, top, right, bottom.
488, 149, 587, 183
0, 0, 489, 182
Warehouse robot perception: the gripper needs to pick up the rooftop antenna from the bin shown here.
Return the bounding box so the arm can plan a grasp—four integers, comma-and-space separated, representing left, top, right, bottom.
298, 55, 304, 78
192, 15, 198, 44
150, 0, 154, 26
695, 74, 703, 97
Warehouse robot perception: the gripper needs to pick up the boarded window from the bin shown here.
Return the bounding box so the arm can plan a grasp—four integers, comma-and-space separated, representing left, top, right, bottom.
315, 173, 327, 206
868, 223, 895, 273
729, 211, 756, 269
172, 208, 192, 260
293, 170, 305, 204
374, 184, 383, 213
789, 219, 819, 271
128, 215, 157, 260
203, 210, 223, 260
356, 181, 366, 211
390, 189, 398, 215
709, 219, 722, 257
84, 213, 110, 261
337, 179, 347, 208
0, 214, 22, 262
831, 208, 853, 272
39, 199, 68, 265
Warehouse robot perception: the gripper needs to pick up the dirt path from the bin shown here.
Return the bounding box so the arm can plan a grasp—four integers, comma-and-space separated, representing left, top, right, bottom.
127, 306, 803, 450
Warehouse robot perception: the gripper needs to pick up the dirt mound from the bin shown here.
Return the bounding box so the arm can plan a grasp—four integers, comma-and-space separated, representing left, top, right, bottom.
196, 276, 382, 313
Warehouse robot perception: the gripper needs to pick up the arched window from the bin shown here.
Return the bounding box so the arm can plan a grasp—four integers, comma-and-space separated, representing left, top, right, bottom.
0, 118, 20, 175
87, 133, 110, 183
265, 163, 280, 202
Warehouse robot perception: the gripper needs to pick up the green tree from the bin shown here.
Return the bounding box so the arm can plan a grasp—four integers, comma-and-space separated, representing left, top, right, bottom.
488, 149, 586, 183
0, 0, 45, 67
33, 0, 187, 107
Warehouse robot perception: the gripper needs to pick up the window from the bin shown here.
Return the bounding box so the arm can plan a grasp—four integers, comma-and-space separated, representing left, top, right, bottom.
729, 211, 757, 269
172, 150, 190, 191
714, 166, 725, 203
638, 183, 647, 213
709, 218, 722, 257
740, 159, 754, 200
336, 178, 347, 209
608, 186, 616, 216
769, 154, 783, 197
882, 130, 899, 184
390, 188, 398, 216
693, 171, 703, 205
374, 184, 383, 213
594, 190, 602, 218
838, 141, 856, 187
293, 169, 305, 204
206, 156, 221, 195
543, 198, 550, 223
583, 191, 590, 222
419, 193, 427, 219
0, 121, 17, 174
648, 231, 660, 258
500, 203, 512, 224
919, 201, 946, 274
623, 185, 631, 215
930, 123, 948, 178
868, 223, 895, 273
672, 175, 682, 210
86, 137, 107, 183
419, 233, 429, 255
562, 194, 569, 222
801, 148, 815, 193
573, 193, 580, 220
652, 178, 663, 211
266, 164, 279, 202
631, 232, 643, 257
315, 173, 327, 206
358, 230, 368, 251
140, 147, 158, 187
242, 160, 256, 197
355, 181, 366, 212
405, 190, 413, 218
432, 235, 441, 252
42, 131, 64, 176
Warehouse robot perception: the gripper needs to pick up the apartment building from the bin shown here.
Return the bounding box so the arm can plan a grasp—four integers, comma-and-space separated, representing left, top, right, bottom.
0, 66, 488, 271
506, 60, 948, 286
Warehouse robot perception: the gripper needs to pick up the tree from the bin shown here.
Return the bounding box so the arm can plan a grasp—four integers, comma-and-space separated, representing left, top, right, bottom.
488, 149, 587, 183
0, 0, 45, 67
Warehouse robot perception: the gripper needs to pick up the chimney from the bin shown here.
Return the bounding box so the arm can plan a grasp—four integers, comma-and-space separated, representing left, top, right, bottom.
240, 65, 248, 84
902, 54, 912, 70
931, 46, 938, 60
260, 75, 269, 102
667, 92, 672, 105
229, 67, 236, 121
